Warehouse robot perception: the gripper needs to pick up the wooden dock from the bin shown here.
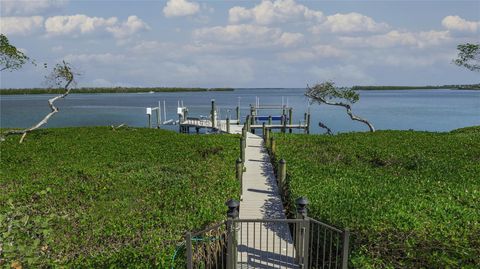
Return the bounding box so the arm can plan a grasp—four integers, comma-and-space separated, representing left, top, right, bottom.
180, 119, 242, 134
237, 132, 298, 268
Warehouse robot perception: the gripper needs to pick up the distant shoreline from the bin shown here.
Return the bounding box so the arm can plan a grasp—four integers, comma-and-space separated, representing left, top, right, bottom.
0, 85, 478, 95
0, 87, 234, 95
352, 85, 480, 91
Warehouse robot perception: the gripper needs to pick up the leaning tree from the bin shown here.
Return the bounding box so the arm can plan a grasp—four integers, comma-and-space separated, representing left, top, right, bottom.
1, 61, 78, 143
453, 43, 480, 72
305, 81, 375, 133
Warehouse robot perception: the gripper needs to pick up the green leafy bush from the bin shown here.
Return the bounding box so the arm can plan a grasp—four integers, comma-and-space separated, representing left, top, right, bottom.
274, 128, 480, 268
0, 127, 239, 267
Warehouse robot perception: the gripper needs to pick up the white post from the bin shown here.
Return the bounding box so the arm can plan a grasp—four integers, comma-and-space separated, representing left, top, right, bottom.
163, 100, 167, 123
158, 101, 162, 123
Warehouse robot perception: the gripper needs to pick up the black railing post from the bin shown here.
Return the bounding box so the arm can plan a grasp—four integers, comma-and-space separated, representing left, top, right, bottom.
341, 228, 350, 269
226, 199, 239, 269
295, 197, 309, 267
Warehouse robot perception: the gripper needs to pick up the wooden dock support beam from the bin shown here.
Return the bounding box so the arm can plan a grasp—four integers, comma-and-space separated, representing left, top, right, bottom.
236, 106, 240, 125
278, 159, 286, 193
307, 113, 311, 134
288, 108, 293, 133
211, 99, 216, 128
270, 136, 276, 156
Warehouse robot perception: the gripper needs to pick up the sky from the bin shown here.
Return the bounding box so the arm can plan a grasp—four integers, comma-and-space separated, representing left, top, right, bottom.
0, 0, 479, 88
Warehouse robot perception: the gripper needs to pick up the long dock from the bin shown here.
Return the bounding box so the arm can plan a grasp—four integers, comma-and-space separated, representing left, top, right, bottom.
180, 119, 243, 134
237, 132, 297, 268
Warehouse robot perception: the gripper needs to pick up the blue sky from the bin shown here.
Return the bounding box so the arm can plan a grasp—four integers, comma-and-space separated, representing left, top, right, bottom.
1, 0, 479, 88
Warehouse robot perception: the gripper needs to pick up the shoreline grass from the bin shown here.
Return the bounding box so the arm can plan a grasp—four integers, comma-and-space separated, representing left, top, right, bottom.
274, 126, 480, 268
0, 127, 240, 267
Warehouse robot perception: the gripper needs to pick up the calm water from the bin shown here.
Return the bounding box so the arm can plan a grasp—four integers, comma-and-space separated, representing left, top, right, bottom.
1, 89, 479, 134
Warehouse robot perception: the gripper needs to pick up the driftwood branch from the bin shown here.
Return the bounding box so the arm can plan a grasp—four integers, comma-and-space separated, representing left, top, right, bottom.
1, 62, 74, 143
318, 121, 333, 135
111, 123, 126, 131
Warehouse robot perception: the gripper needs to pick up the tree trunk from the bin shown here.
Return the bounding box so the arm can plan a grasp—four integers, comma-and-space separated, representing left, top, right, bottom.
1, 78, 73, 143
318, 121, 333, 135
319, 97, 375, 132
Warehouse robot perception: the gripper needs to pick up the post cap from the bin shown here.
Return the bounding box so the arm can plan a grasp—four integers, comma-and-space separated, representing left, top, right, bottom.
296, 196, 309, 215
236, 158, 242, 163
279, 159, 286, 164
226, 199, 240, 219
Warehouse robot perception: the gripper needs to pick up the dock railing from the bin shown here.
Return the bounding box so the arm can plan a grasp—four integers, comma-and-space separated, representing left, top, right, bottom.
184, 198, 350, 269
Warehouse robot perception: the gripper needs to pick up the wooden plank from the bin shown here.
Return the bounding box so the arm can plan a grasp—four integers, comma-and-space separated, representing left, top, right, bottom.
237, 132, 298, 268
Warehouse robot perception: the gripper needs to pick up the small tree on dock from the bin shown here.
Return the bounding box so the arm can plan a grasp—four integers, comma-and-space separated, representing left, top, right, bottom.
2, 61, 78, 143
305, 81, 375, 133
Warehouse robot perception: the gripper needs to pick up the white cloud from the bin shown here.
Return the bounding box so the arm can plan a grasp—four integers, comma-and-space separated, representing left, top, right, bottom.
106, 15, 149, 39
1, 0, 67, 16
45, 14, 117, 35
442, 15, 479, 32
229, 0, 323, 25
193, 24, 303, 48
311, 12, 389, 33
163, 0, 200, 18
340, 30, 451, 49
279, 45, 348, 62
64, 53, 126, 64
44, 14, 148, 39
0, 16, 44, 35
277, 32, 304, 47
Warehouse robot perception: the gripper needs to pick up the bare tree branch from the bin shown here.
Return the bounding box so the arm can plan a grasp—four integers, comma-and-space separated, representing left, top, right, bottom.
1, 61, 76, 143
318, 121, 333, 135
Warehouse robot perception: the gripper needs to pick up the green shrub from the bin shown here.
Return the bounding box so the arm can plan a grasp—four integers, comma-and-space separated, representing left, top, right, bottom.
274, 128, 480, 268
0, 127, 239, 268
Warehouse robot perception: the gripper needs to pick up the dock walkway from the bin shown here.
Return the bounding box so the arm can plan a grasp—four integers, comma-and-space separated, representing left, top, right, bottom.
237, 132, 297, 269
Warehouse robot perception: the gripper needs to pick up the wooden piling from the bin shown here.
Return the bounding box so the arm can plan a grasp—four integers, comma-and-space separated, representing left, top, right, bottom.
289, 108, 293, 133
262, 122, 266, 141
211, 100, 216, 128
270, 136, 276, 156
278, 159, 286, 192
236, 106, 240, 125
307, 113, 311, 134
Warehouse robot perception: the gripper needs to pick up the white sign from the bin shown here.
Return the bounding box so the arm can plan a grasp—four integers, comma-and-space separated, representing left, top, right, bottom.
177, 107, 184, 115
146, 108, 152, 115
